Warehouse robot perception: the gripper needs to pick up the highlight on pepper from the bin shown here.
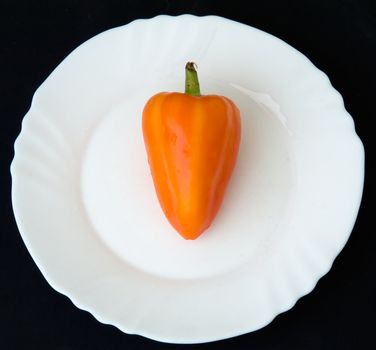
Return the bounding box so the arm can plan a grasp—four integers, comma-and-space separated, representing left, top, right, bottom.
142, 62, 241, 240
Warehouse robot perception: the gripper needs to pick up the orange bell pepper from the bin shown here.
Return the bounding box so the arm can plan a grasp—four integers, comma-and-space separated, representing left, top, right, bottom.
142, 62, 241, 240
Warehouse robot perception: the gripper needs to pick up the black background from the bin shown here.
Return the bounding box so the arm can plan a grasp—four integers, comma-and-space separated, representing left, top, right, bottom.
1, 0, 374, 349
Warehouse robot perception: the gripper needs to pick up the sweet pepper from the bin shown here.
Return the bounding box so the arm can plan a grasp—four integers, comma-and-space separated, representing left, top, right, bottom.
142, 62, 241, 240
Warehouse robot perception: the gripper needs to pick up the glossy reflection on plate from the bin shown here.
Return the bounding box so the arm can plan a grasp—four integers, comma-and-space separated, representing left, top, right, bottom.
11, 15, 364, 343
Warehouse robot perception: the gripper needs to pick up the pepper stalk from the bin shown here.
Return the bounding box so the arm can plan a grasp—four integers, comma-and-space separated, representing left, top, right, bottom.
185, 62, 201, 96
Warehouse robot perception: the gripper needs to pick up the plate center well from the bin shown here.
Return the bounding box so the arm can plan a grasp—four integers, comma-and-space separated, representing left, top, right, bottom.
80, 80, 296, 280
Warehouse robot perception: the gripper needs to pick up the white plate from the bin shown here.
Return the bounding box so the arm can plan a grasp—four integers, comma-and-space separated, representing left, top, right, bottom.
11, 15, 364, 343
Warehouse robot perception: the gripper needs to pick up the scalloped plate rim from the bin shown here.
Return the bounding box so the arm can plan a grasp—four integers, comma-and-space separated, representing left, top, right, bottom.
10, 14, 364, 344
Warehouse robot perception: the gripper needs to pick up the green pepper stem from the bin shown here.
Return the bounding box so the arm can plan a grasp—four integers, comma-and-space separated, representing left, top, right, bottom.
185, 62, 201, 96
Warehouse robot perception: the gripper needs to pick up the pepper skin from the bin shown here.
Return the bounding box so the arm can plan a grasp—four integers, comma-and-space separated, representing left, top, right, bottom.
142, 63, 241, 240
